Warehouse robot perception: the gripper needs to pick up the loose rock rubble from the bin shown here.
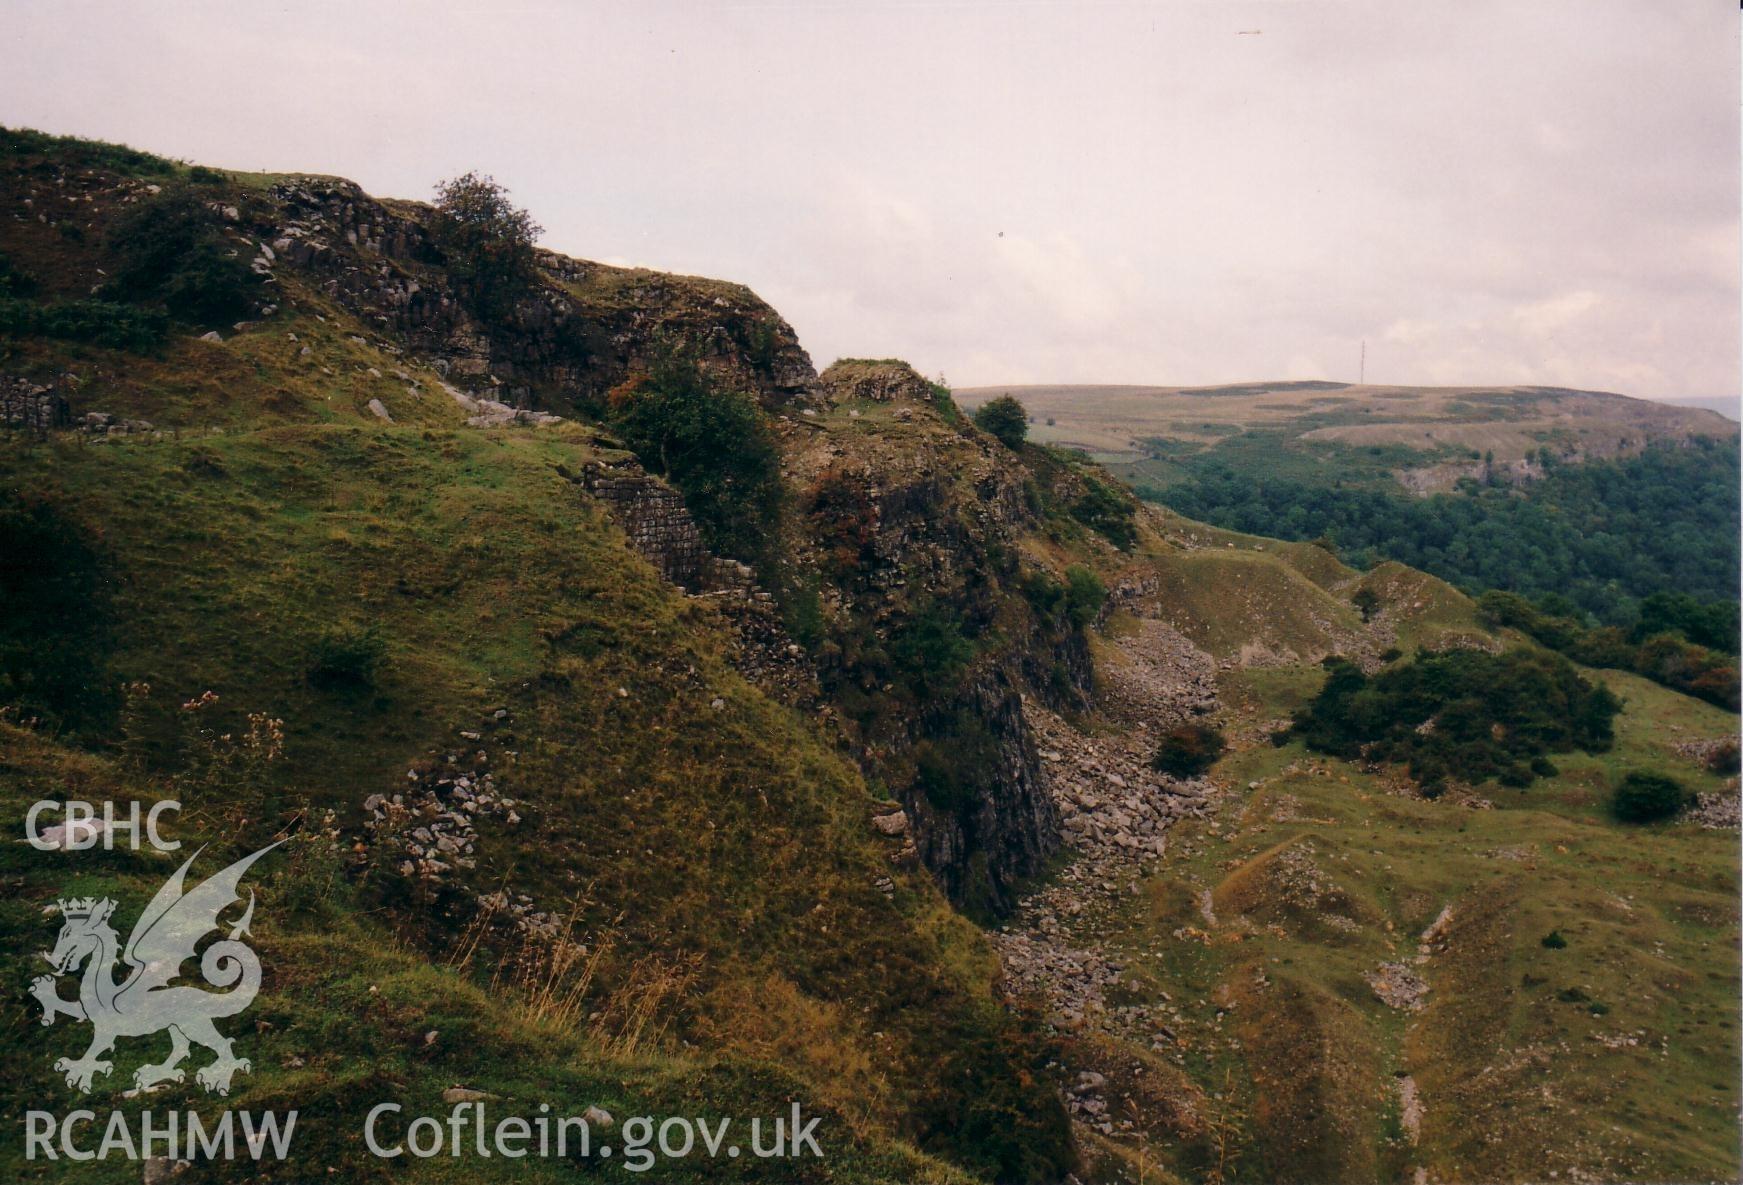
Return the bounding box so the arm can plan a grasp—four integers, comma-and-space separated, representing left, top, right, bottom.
79, 410, 156, 436
441, 379, 563, 428
1366, 961, 1429, 1011
352, 708, 553, 931
991, 612, 1227, 1139
1096, 618, 1219, 731
1685, 788, 1740, 830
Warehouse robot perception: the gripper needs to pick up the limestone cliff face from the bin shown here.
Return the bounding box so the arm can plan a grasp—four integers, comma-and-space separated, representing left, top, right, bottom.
253, 177, 815, 409
781, 360, 1093, 914
907, 666, 1058, 912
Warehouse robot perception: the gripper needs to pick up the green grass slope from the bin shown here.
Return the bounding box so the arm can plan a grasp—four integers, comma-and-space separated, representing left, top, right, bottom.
1080, 652, 1739, 1185
0, 415, 1070, 1182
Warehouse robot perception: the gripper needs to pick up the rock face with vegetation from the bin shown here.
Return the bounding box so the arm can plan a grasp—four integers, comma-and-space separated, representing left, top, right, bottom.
2, 128, 1739, 1185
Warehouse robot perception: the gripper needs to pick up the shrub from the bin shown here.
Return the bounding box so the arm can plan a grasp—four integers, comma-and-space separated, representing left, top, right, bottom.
1610, 771, 1689, 824
1633, 591, 1738, 654
973, 395, 1029, 449
0, 126, 175, 175
308, 624, 387, 690
889, 602, 975, 693
0, 251, 36, 296
1706, 738, 1740, 776
0, 297, 169, 352
608, 350, 784, 566
1541, 930, 1567, 949
1151, 723, 1226, 778
1288, 648, 1621, 793
1018, 568, 1065, 616
927, 381, 964, 426
806, 467, 878, 578
0, 495, 115, 733
1478, 588, 1739, 711
1063, 565, 1106, 629
1069, 474, 1138, 550
913, 712, 1000, 817
103, 186, 260, 325
429, 172, 543, 321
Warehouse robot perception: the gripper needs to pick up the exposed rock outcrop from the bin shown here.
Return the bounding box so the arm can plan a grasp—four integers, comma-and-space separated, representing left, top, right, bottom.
0, 376, 68, 431
908, 667, 1060, 914
259, 177, 815, 410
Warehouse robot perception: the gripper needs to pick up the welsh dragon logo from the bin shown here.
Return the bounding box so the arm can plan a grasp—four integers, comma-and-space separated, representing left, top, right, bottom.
31, 842, 280, 1095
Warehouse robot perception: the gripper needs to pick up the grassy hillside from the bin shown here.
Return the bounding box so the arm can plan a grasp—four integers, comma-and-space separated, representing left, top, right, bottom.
0, 417, 1073, 1181
1090, 662, 1740, 1184
995, 512, 1741, 1185
0, 128, 1078, 1180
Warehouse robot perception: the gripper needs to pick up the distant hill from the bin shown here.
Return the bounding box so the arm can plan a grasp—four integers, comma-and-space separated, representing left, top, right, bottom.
955, 381, 1736, 490
959, 381, 1740, 631
1659, 394, 1742, 422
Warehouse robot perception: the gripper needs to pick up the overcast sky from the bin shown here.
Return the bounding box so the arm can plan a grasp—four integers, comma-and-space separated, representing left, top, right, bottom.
2, 2, 1736, 397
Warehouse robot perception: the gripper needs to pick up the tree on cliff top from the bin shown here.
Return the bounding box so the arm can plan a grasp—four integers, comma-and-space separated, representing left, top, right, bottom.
430, 172, 543, 321
973, 395, 1030, 449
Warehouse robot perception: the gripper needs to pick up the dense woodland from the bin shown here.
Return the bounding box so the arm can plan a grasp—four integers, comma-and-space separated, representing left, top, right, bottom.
1140, 435, 1739, 634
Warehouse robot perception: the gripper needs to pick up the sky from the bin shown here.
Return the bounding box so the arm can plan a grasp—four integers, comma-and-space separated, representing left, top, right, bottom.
2, 1, 1736, 398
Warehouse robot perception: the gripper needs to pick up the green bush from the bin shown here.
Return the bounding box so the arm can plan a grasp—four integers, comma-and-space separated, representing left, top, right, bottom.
1288, 648, 1621, 793
0, 251, 36, 296
608, 350, 784, 566
805, 466, 878, 578
1541, 930, 1567, 949
1479, 589, 1739, 711
913, 714, 999, 817
889, 601, 975, 693
1018, 568, 1065, 616
1707, 738, 1740, 776
1063, 565, 1106, 629
973, 395, 1029, 449
928, 380, 964, 426
1610, 771, 1689, 824
0, 296, 169, 352
308, 624, 387, 690
1152, 722, 1226, 778
103, 186, 259, 325
1633, 591, 1738, 653
429, 172, 543, 321
0, 125, 175, 175
0, 495, 115, 733
1070, 474, 1138, 550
